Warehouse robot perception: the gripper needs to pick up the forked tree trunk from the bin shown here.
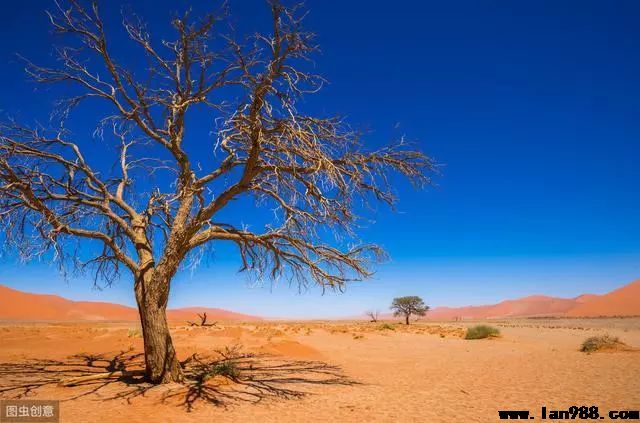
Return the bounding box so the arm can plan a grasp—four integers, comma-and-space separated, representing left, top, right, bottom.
135, 271, 183, 384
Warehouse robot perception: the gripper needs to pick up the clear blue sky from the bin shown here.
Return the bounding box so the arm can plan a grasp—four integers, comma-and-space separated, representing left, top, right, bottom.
0, 0, 639, 318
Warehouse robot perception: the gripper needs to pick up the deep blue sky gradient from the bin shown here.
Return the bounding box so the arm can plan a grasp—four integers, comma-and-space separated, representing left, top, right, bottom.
0, 1, 638, 317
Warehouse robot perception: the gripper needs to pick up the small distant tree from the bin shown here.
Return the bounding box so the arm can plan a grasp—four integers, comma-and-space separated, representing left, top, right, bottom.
365, 310, 380, 322
391, 296, 429, 325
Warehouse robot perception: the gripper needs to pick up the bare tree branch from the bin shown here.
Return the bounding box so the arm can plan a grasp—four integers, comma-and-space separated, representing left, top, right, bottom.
1, 0, 435, 304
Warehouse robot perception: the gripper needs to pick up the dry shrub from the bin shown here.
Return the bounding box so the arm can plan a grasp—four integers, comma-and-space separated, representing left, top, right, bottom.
464, 325, 500, 340
580, 334, 629, 353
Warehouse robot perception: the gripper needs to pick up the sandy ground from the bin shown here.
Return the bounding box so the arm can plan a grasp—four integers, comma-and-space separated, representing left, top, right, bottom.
0, 318, 638, 422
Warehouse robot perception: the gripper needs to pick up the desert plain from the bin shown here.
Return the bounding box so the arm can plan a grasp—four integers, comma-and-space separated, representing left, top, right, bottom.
0, 316, 638, 422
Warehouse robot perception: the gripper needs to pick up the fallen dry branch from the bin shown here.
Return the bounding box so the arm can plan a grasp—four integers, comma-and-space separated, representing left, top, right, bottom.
187, 312, 218, 327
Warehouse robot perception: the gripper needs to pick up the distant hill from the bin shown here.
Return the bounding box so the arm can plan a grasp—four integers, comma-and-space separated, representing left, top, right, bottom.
566, 279, 640, 317
425, 295, 580, 320
1, 279, 638, 322
0, 285, 261, 322
373, 279, 640, 321
166, 307, 261, 322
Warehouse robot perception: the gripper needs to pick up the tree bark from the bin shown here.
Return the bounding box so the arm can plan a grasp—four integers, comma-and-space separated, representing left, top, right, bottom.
135, 270, 183, 384
405, 314, 410, 325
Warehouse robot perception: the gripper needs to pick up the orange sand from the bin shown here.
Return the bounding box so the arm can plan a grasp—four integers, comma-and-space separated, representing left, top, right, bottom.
0, 318, 638, 422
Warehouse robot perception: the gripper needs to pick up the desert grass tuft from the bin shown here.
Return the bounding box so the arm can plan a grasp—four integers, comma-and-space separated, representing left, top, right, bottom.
580, 334, 627, 353
209, 361, 241, 380
464, 325, 500, 340
378, 323, 395, 331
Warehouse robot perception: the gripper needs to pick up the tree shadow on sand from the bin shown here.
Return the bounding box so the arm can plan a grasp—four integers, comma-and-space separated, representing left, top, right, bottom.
0, 346, 358, 411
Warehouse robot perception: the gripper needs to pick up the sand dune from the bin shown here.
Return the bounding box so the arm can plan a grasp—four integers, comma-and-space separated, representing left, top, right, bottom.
566, 279, 640, 317
0, 285, 260, 322
166, 307, 261, 322
427, 295, 581, 320
426, 280, 639, 319
2, 279, 638, 322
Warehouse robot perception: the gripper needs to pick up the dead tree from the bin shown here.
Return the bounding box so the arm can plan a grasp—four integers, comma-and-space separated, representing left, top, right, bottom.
365, 310, 380, 322
187, 312, 217, 327
0, 0, 435, 384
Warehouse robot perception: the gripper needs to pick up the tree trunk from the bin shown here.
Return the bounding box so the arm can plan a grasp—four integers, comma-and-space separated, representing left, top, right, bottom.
135, 271, 183, 384
405, 314, 410, 325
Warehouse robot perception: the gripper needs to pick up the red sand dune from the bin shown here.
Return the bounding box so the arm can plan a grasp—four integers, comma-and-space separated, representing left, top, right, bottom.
426, 295, 580, 320
166, 307, 261, 322
425, 280, 640, 320
574, 294, 599, 304
1, 279, 638, 322
0, 285, 260, 322
566, 279, 640, 317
